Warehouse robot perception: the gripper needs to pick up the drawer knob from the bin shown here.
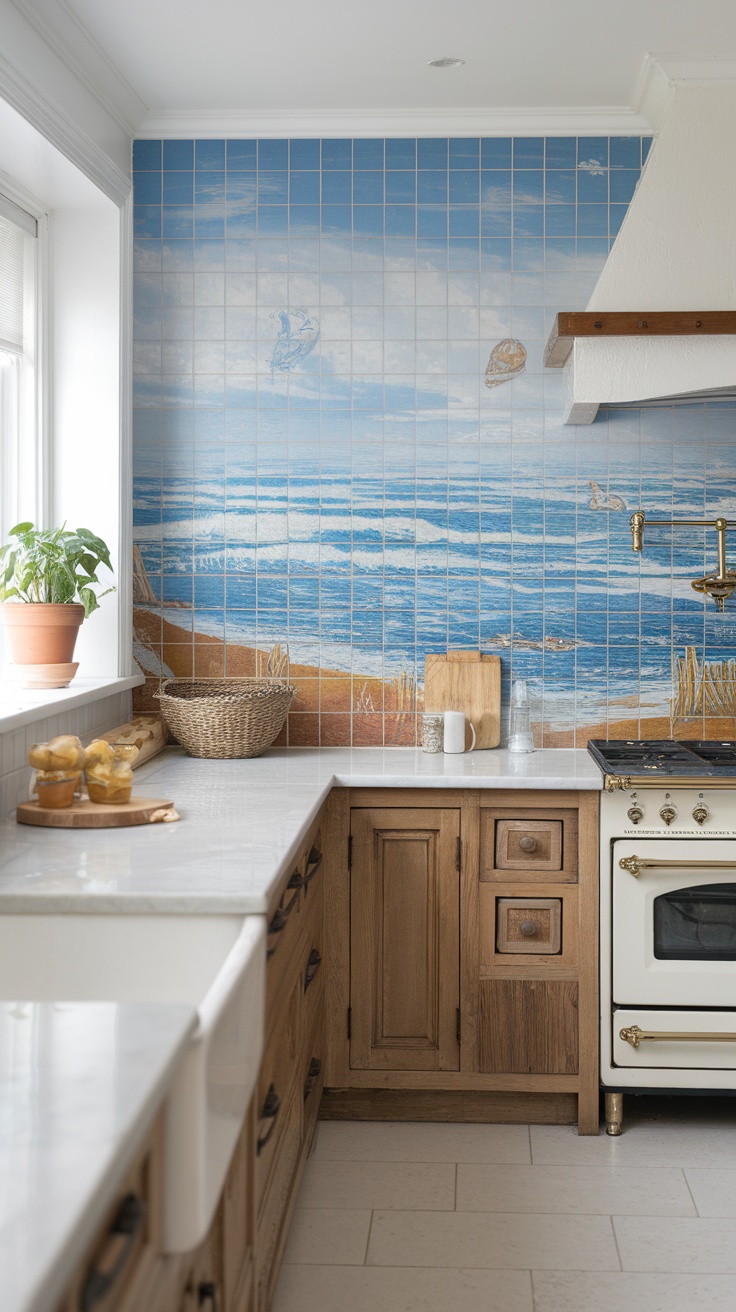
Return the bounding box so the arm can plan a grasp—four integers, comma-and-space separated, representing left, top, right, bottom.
520, 920, 539, 936
519, 835, 538, 853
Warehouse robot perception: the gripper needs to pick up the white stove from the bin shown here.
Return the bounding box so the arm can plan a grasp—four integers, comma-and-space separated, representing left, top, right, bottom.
591, 740, 736, 1134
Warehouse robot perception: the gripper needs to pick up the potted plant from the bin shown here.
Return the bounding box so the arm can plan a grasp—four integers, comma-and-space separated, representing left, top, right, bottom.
0, 522, 115, 687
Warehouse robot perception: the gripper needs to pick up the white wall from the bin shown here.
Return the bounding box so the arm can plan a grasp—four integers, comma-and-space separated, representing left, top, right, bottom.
51, 205, 123, 676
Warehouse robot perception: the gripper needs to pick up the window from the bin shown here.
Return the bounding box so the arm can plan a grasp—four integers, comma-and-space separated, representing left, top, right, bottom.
0, 192, 39, 542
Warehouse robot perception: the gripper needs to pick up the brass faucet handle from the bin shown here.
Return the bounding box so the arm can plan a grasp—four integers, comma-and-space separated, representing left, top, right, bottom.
630, 510, 645, 552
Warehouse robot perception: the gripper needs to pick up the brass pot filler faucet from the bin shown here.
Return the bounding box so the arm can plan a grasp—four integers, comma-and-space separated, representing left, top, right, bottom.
630, 510, 736, 611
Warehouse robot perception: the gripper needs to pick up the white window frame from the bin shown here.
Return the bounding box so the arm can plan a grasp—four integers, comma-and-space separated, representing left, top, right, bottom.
0, 174, 50, 543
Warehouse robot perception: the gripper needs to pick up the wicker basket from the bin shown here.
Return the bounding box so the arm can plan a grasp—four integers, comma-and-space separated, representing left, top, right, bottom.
154, 678, 295, 759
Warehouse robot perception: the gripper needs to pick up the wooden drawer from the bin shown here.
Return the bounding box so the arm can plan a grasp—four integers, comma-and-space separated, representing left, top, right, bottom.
496, 897, 561, 954
220, 1104, 253, 1312
300, 880, 324, 1047
60, 1122, 161, 1312
479, 884, 578, 972
265, 874, 303, 1031
481, 808, 578, 883
265, 823, 324, 1035
255, 977, 300, 1216
255, 1087, 302, 1312
301, 1019, 325, 1152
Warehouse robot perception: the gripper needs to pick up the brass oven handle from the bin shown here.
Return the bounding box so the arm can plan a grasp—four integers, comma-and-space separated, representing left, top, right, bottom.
619, 855, 736, 878
621, 1024, 736, 1049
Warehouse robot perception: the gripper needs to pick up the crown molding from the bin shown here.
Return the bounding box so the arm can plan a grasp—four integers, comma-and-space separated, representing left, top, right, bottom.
10, 0, 146, 136
652, 53, 736, 82
0, 43, 130, 204
632, 55, 672, 131
136, 104, 654, 139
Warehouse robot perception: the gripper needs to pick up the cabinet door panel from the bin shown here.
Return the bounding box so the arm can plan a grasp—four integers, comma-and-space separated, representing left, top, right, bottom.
350, 807, 460, 1071
478, 979, 579, 1074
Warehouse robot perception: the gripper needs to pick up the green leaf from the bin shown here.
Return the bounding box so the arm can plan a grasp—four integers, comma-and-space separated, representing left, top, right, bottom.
9, 521, 34, 536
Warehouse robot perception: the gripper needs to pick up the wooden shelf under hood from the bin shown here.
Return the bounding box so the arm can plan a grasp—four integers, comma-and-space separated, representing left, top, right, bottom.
544, 311, 736, 368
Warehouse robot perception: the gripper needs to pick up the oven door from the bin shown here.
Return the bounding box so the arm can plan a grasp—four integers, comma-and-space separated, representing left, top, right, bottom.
612, 838, 736, 1007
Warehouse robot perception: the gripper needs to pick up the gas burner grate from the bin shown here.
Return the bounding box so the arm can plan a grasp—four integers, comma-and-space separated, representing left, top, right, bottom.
588, 739, 736, 778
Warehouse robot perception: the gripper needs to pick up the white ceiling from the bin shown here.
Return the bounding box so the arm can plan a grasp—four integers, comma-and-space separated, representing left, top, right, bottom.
61, 0, 736, 130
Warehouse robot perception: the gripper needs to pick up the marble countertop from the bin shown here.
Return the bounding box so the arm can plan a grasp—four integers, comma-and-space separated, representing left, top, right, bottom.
0, 747, 602, 915
0, 1000, 196, 1312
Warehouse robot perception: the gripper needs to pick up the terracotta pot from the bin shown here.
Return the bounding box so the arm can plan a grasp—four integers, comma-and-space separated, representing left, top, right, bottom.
1, 603, 85, 666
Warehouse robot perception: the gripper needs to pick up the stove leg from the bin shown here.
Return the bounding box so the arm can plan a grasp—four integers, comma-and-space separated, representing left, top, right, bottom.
605, 1091, 623, 1136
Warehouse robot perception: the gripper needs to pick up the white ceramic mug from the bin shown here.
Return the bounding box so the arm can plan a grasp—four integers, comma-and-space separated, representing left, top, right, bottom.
443, 710, 476, 754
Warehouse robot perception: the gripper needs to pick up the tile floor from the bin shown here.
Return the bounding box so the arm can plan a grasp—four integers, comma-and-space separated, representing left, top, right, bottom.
273, 1098, 736, 1312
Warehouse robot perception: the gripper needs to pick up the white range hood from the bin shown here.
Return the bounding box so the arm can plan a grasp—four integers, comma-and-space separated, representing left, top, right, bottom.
564, 76, 736, 423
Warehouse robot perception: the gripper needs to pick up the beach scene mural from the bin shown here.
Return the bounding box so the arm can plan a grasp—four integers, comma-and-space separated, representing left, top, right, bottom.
132, 134, 736, 746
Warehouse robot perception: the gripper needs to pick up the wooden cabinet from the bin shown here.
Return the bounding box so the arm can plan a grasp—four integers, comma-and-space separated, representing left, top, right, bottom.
349, 806, 460, 1072
255, 811, 326, 1312
323, 787, 599, 1135
57, 783, 598, 1312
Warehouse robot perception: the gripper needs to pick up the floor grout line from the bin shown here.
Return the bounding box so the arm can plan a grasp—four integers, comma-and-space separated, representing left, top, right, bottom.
363, 1209, 374, 1265
609, 1213, 624, 1272
681, 1167, 700, 1217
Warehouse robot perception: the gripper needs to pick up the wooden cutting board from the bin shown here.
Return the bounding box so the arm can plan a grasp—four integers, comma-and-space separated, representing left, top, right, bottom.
423, 650, 501, 749
17, 797, 179, 828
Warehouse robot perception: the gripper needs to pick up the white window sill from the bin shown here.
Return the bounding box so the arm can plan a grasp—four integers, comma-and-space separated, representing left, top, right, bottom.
0, 674, 144, 734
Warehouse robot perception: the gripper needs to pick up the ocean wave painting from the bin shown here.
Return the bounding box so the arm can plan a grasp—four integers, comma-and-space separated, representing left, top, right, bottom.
132, 133, 736, 746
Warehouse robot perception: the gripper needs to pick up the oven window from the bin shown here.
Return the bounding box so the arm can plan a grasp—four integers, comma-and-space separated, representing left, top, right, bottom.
653, 884, 736, 961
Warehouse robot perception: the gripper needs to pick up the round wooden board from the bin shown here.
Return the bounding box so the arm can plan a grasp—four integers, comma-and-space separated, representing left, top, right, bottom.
17, 797, 178, 828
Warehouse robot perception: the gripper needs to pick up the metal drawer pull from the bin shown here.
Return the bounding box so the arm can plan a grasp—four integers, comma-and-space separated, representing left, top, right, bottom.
266, 886, 300, 958
621, 1025, 736, 1049
80, 1193, 147, 1310
198, 1281, 219, 1310
520, 920, 539, 937
304, 948, 322, 991
303, 1057, 321, 1100
302, 846, 323, 893
256, 1084, 281, 1154
619, 855, 736, 879
519, 835, 538, 853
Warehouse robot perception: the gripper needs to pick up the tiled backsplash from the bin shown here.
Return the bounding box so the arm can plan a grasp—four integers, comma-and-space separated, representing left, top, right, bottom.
0, 691, 133, 816
132, 135, 736, 746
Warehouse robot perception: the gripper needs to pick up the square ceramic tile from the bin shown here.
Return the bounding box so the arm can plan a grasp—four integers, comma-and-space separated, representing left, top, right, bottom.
684, 1168, 736, 1217
456, 1164, 695, 1216
273, 1265, 534, 1312
366, 1209, 620, 1270
531, 1272, 736, 1312
281, 1208, 371, 1265
132, 133, 712, 751
295, 1159, 455, 1211
311, 1120, 532, 1164
531, 1118, 736, 1169
614, 1215, 736, 1273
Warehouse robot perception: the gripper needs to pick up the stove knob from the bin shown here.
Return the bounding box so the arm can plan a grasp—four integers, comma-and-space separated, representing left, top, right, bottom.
627, 804, 644, 825
692, 803, 709, 826
659, 804, 677, 827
